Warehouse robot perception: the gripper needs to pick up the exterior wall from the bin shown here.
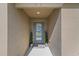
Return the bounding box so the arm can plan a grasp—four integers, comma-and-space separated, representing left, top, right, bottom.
61, 8, 79, 56
8, 4, 30, 56
63, 3, 79, 8
0, 3, 7, 56
16, 3, 63, 8
48, 9, 61, 56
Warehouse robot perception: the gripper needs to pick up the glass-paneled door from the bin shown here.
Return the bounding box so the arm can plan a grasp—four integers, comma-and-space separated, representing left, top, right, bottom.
33, 22, 44, 44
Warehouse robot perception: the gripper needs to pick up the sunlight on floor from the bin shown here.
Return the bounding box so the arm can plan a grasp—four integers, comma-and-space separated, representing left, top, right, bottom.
28, 46, 53, 56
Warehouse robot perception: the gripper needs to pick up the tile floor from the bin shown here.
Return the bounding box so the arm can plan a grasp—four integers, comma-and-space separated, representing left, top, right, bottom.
28, 45, 52, 56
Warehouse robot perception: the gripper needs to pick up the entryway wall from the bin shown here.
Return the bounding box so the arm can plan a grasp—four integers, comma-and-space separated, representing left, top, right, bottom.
8, 4, 30, 56
61, 8, 79, 56
0, 3, 7, 56
47, 9, 61, 56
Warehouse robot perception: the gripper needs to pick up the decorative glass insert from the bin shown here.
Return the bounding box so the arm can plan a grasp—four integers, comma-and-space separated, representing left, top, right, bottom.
36, 23, 42, 40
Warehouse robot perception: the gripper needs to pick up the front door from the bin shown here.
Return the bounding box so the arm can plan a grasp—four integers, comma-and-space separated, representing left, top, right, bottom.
33, 22, 44, 45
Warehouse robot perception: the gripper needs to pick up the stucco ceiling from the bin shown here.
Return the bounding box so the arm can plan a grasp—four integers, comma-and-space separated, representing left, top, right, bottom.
16, 3, 63, 18
23, 7, 53, 18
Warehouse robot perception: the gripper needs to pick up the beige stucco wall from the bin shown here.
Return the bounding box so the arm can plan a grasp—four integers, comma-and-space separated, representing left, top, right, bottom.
48, 9, 61, 56
63, 3, 79, 8
8, 4, 30, 56
0, 3, 7, 56
61, 8, 79, 56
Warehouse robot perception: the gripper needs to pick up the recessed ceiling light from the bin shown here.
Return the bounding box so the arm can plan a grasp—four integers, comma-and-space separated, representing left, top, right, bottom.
36, 11, 40, 15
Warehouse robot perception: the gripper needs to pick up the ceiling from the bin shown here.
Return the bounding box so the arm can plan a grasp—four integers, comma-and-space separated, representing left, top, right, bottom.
23, 7, 53, 18
16, 3, 63, 18
16, 3, 63, 8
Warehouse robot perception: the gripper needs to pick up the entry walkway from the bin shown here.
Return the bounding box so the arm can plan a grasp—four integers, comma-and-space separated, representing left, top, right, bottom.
28, 45, 53, 56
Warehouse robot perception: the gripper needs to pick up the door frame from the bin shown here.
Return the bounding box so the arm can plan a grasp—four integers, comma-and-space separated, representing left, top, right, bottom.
32, 21, 45, 43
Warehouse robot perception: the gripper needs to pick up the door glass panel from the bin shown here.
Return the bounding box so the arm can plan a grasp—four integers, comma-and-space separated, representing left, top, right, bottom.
36, 23, 42, 40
